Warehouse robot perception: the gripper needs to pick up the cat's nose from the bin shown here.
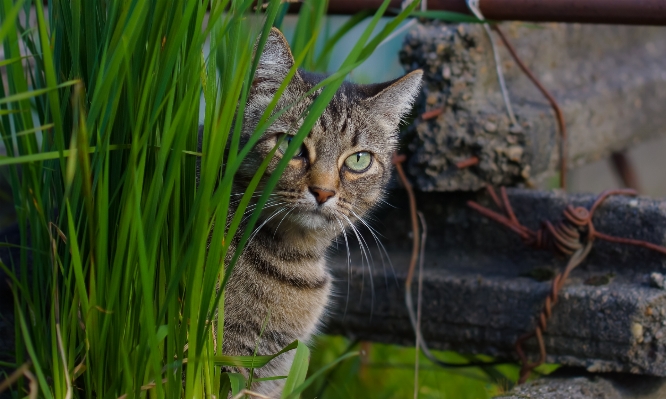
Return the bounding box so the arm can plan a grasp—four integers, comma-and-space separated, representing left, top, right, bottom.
309, 187, 336, 204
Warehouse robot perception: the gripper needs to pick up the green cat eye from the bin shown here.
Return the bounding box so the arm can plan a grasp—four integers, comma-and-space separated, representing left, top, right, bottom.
277, 134, 304, 157
344, 152, 372, 172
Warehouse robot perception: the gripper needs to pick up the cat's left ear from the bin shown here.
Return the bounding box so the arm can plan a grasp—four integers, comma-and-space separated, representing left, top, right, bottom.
363, 70, 423, 129
253, 28, 297, 91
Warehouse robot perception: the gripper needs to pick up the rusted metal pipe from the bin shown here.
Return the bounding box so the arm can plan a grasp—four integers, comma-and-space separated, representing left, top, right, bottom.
322, 0, 666, 25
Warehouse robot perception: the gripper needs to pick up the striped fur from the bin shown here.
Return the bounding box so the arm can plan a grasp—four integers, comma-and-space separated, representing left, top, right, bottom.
219, 28, 422, 396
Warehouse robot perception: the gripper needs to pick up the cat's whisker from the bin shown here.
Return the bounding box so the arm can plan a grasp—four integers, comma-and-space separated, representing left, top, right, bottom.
229, 192, 263, 198
333, 215, 352, 319
226, 200, 284, 230
238, 201, 275, 216
235, 203, 272, 221
347, 208, 397, 290
242, 200, 282, 216
341, 213, 375, 271
227, 201, 272, 225
238, 198, 279, 210
376, 197, 397, 209
247, 207, 290, 246
228, 193, 272, 204
268, 204, 305, 238
235, 204, 282, 230
273, 206, 297, 239
229, 193, 275, 207
340, 214, 375, 315
355, 210, 385, 229
343, 202, 389, 239
346, 205, 392, 259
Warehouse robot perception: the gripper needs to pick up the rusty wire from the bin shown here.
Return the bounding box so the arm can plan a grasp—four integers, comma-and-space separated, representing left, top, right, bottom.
492, 25, 568, 190
393, 153, 421, 291
421, 107, 444, 121
468, 185, 666, 383
401, 15, 662, 387
417, 25, 568, 188
393, 153, 509, 372
455, 156, 480, 169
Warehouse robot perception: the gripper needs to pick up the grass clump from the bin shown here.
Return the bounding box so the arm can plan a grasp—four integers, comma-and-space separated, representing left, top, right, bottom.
0, 0, 418, 397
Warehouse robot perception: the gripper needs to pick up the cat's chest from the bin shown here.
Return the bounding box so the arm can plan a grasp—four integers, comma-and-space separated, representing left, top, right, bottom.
227, 240, 331, 324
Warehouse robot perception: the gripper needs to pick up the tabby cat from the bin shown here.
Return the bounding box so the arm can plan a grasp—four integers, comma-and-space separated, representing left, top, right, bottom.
221, 28, 422, 395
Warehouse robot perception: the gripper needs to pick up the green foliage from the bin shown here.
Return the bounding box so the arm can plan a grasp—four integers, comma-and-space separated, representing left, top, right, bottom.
305, 336, 560, 399
0, 0, 420, 398
281, 341, 310, 398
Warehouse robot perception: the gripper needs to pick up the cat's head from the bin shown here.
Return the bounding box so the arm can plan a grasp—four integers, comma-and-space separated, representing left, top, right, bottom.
237, 28, 422, 235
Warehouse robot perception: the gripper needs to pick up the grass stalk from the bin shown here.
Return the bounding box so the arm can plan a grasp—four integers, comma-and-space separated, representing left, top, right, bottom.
1, 0, 419, 398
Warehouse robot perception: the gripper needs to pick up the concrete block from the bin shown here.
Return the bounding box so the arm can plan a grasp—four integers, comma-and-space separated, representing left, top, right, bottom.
399, 22, 666, 191
324, 189, 666, 376
498, 369, 666, 399
499, 376, 622, 399
2, 189, 666, 377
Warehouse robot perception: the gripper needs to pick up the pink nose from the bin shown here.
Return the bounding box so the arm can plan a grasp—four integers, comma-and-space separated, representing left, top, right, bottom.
309, 187, 336, 204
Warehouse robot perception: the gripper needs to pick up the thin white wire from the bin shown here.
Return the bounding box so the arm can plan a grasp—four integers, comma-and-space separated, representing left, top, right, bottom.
377, 0, 519, 131
466, 0, 519, 128
414, 212, 426, 399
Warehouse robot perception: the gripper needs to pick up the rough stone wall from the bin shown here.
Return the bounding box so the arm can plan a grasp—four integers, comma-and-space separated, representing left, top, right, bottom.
399, 22, 545, 191
499, 370, 666, 399
399, 22, 666, 192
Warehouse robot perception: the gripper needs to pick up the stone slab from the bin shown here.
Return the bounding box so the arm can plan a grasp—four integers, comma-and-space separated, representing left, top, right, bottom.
498, 368, 666, 399
323, 189, 666, 376
399, 22, 666, 191
2, 189, 666, 376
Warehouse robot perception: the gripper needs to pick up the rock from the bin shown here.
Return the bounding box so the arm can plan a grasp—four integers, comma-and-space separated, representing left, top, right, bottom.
650, 272, 666, 289
499, 376, 621, 399
325, 189, 666, 376
498, 368, 666, 399
399, 22, 666, 191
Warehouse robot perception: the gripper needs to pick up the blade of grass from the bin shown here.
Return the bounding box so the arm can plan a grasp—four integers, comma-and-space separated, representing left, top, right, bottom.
280, 341, 310, 399
0, 144, 131, 166
0, 0, 25, 44
0, 81, 79, 106
285, 351, 360, 399
313, 9, 373, 71
213, 341, 299, 369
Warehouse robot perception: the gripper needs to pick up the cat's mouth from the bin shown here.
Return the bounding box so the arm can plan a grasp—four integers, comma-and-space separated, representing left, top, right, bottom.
267, 201, 344, 231
255, 190, 351, 232
302, 207, 335, 218
298, 204, 339, 219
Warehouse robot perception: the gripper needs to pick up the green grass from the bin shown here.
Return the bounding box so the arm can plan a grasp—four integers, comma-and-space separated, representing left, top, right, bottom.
0, 0, 423, 398
0, 1, 560, 397
305, 336, 559, 399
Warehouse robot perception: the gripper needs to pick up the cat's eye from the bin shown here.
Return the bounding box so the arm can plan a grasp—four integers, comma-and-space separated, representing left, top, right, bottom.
344, 152, 372, 172
277, 134, 305, 158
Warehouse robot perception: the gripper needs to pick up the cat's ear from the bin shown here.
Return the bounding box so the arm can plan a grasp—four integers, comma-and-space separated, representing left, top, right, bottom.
363, 70, 423, 129
253, 28, 297, 91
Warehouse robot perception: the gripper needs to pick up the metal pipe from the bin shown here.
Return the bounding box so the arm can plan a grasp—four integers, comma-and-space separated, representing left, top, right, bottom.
322, 0, 666, 25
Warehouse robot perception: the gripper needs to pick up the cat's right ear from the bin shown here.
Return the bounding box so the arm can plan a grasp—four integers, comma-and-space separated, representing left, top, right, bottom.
253, 28, 297, 91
